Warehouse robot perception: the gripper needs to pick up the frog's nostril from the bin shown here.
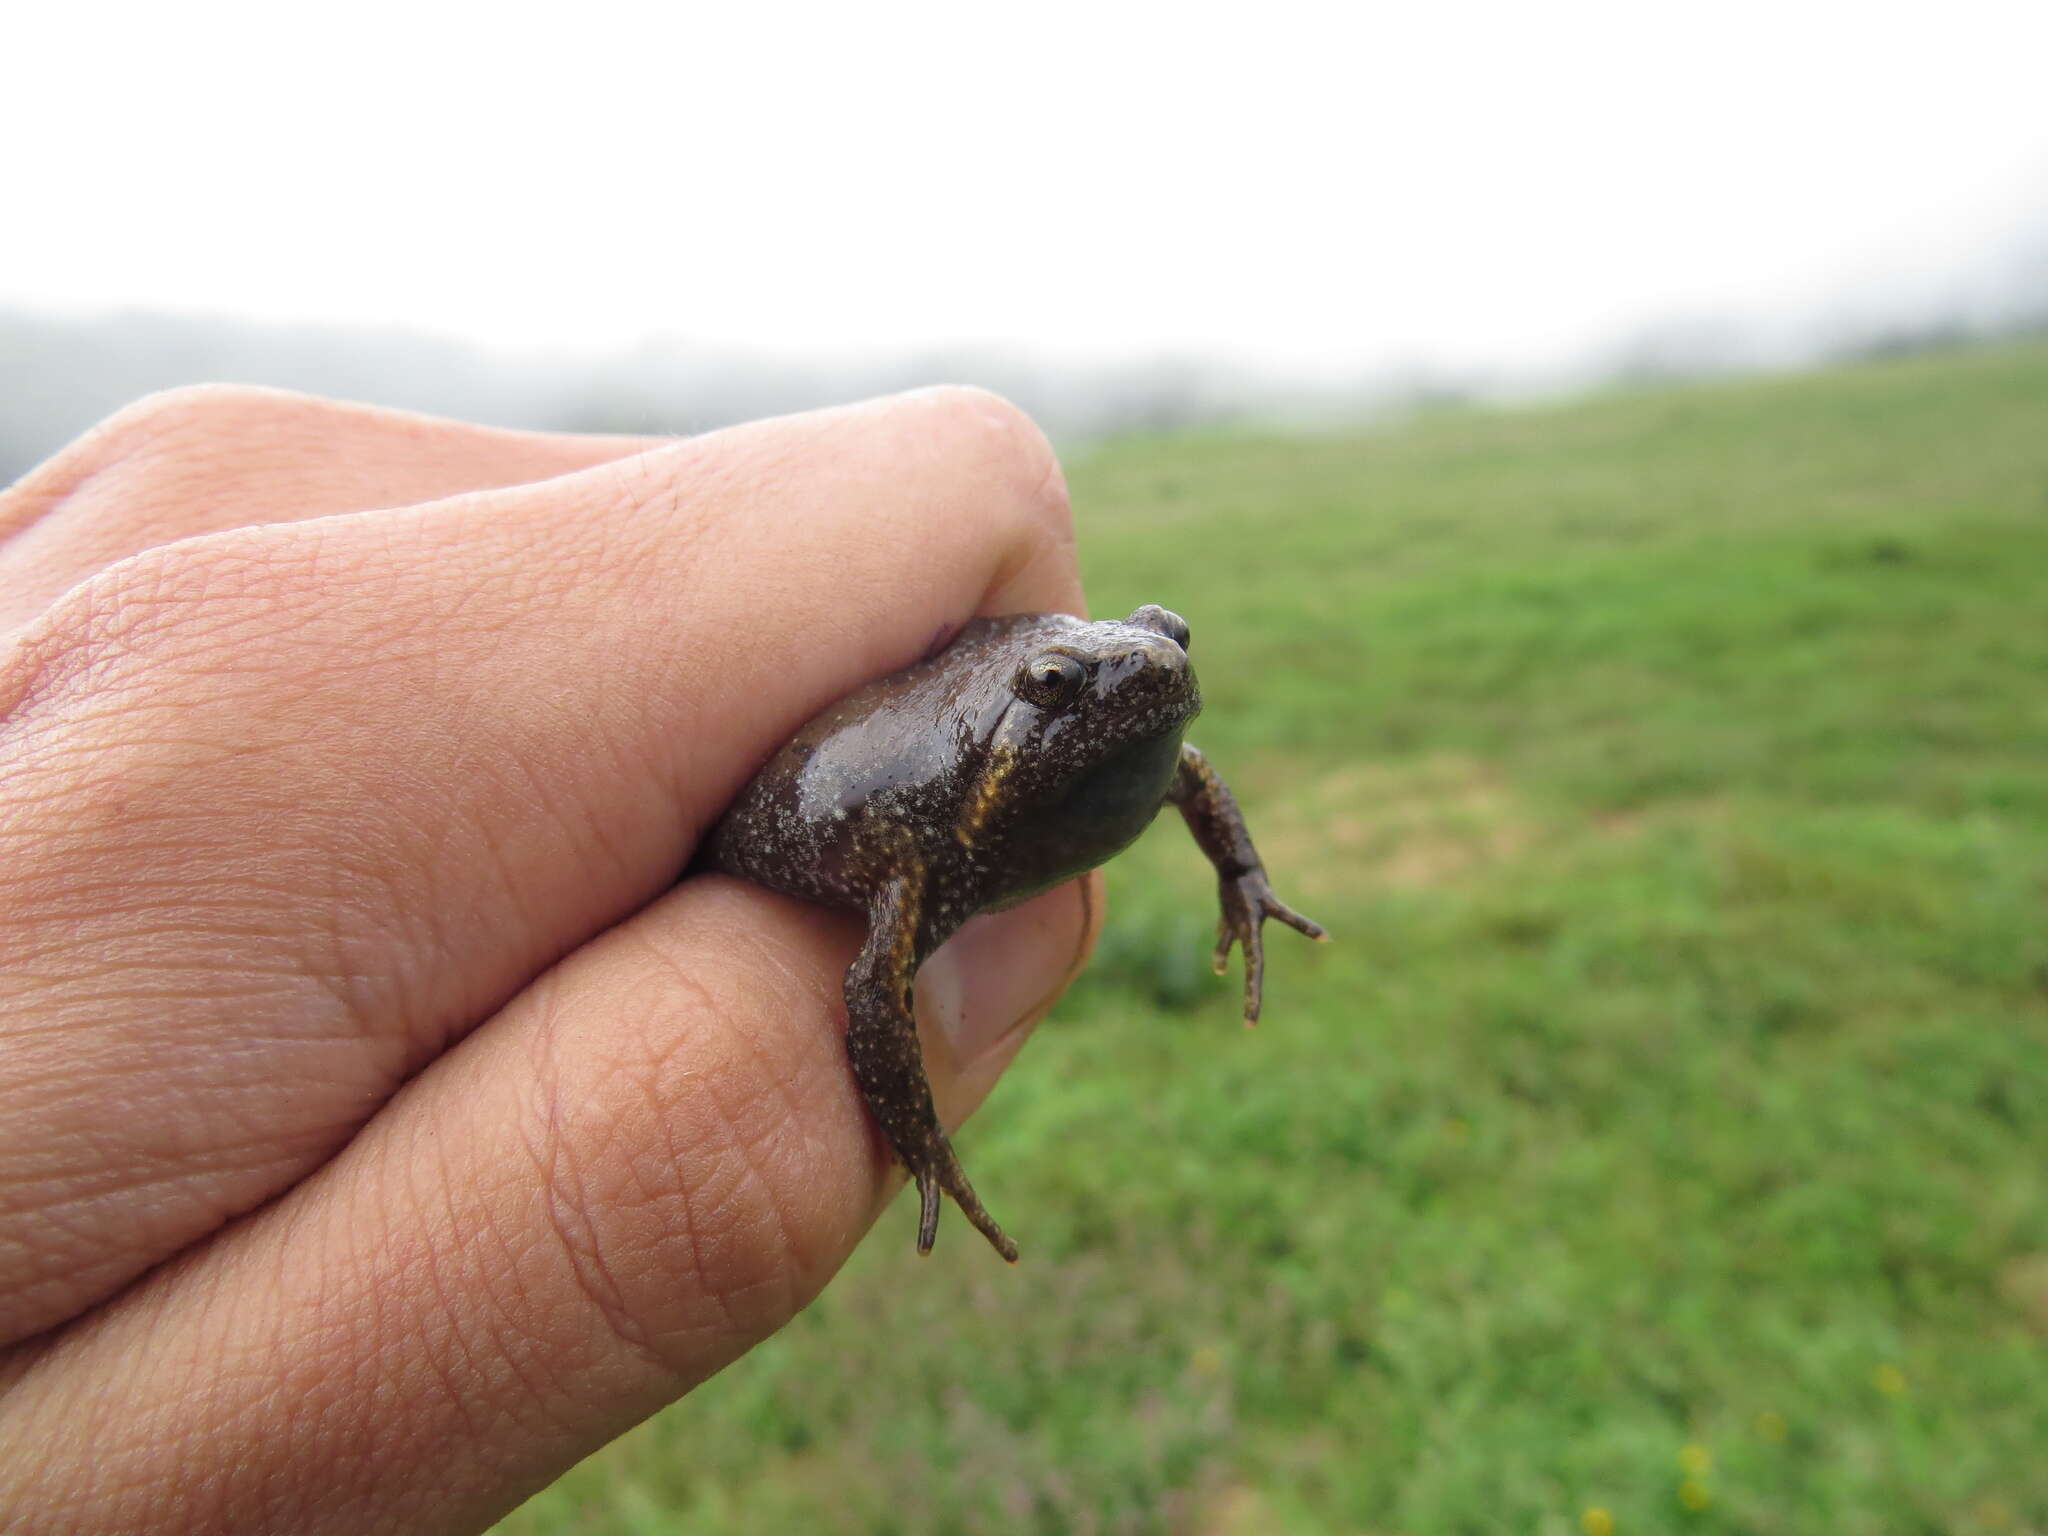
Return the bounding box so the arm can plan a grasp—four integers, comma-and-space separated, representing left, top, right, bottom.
1133, 642, 1183, 676
1098, 640, 1188, 687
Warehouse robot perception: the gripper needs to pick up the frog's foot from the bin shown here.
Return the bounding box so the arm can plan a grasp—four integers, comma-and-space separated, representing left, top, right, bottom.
914, 1137, 1018, 1263
1213, 868, 1327, 1026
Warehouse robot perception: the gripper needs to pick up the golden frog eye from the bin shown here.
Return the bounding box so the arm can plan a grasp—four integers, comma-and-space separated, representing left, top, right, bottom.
1014, 651, 1086, 708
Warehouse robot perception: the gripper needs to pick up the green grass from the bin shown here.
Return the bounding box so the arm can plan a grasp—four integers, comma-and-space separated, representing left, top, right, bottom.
500, 343, 2048, 1534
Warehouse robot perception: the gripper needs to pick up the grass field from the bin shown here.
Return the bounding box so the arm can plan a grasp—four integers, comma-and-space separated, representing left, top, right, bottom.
497, 342, 2048, 1534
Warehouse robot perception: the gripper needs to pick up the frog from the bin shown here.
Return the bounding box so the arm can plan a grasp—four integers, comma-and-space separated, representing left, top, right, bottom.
705, 603, 1325, 1261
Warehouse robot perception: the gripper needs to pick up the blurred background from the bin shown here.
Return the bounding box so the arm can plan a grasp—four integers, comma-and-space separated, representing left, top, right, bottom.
9, 2, 2046, 1530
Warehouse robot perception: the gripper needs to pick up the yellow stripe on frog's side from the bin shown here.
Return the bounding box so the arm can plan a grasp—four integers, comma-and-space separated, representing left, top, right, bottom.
954, 743, 1021, 852
891, 855, 923, 982
858, 822, 924, 985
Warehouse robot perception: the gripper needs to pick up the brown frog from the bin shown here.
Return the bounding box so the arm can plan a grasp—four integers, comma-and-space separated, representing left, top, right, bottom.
706, 604, 1324, 1260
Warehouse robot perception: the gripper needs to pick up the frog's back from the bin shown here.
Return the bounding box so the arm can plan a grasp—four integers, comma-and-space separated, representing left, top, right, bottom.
704, 618, 1050, 910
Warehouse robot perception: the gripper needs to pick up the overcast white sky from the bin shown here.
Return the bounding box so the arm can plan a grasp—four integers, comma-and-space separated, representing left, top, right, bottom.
6, 0, 2046, 379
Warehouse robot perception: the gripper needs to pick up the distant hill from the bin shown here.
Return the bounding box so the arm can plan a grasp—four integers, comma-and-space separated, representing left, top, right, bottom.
0, 308, 1398, 484
5, 240, 2044, 482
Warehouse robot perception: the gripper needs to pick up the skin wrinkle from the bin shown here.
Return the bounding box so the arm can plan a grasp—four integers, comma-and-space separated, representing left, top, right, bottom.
5, 861, 360, 933
348, 1171, 440, 1467
39, 506, 303, 652
597, 445, 712, 589
4, 815, 328, 882
1, 879, 313, 942
0, 705, 248, 800
485, 1171, 635, 1441
675, 1007, 808, 1319
7, 1126, 307, 1218
251, 1257, 381, 1533
518, 453, 692, 602
146, 1352, 232, 1527
252, 1174, 330, 1369
651, 916, 848, 1248
483, 727, 667, 960
656, 980, 823, 1343
5, 980, 355, 1090
0, 584, 141, 723
337, 1195, 460, 1519
409, 1111, 501, 1457
31, 1276, 209, 1522
600, 949, 758, 1348
542, 952, 770, 1365
702, 943, 841, 1271
519, 980, 679, 1380
3, 1072, 323, 1220
715, 917, 855, 1122
401, 786, 542, 1057
693, 908, 879, 1257
0, 970, 324, 1034
580, 733, 679, 901
663, 1140, 744, 1355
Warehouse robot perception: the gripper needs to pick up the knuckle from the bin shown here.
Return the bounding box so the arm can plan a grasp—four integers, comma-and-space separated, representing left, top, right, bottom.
108, 381, 329, 437
4, 384, 344, 518
889, 387, 1077, 613
913, 385, 1070, 526
0, 523, 301, 729
72, 383, 302, 470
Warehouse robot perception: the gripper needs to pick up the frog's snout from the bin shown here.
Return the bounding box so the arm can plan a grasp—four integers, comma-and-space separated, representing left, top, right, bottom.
1097, 635, 1188, 687
1125, 604, 1192, 654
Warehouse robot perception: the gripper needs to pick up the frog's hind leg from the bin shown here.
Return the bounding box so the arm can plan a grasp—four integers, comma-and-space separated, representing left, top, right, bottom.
845, 877, 1020, 1263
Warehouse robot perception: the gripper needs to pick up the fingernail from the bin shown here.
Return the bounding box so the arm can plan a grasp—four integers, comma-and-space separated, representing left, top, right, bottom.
916, 881, 1095, 1065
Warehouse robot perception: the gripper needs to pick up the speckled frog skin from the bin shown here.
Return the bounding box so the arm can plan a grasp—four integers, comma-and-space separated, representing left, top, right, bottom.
706, 604, 1324, 1260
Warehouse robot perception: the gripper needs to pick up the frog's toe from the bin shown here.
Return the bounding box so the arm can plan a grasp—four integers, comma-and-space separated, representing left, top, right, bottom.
1266, 894, 1326, 942
1240, 930, 1267, 1027
912, 1141, 1019, 1263
915, 1168, 944, 1253
1212, 870, 1327, 1024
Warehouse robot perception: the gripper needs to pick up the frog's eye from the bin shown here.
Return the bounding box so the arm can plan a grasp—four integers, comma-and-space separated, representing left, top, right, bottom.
1014, 651, 1087, 708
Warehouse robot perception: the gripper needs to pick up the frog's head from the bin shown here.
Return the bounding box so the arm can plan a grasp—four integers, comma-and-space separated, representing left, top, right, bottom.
992, 604, 1201, 768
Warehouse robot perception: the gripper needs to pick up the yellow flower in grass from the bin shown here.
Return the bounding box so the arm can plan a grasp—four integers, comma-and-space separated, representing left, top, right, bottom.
1677, 1444, 1711, 1476
1677, 1479, 1712, 1511
1874, 1362, 1907, 1397
1580, 1506, 1615, 1536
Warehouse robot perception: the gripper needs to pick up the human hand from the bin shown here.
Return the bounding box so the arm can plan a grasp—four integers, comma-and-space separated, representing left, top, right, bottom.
0, 385, 1090, 1532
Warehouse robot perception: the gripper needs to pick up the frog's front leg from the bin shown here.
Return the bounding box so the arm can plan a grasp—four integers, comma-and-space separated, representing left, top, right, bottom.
1167, 742, 1328, 1024
844, 875, 1020, 1262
